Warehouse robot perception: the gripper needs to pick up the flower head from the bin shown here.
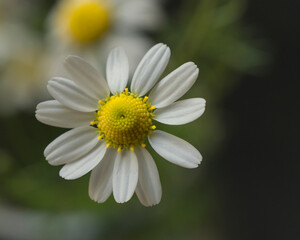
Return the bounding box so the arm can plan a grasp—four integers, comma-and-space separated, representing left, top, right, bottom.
0, 20, 50, 115
36, 43, 206, 206
47, 0, 164, 72
54, 0, 110, 45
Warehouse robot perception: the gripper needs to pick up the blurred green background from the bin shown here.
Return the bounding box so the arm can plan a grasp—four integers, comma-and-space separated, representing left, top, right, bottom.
0, 0, 298, 239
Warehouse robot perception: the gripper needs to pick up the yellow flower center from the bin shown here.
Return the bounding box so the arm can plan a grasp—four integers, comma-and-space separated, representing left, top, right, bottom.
68, 1, 110, 44
91, 89, 156, 152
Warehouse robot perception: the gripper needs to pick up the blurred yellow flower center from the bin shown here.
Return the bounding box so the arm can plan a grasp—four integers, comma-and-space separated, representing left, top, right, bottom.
68, 1, 110, 44
91, 89, 156, 152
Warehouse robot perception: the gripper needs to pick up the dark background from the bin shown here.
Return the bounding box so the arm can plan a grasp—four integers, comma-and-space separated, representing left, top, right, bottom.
215, 0, 299, 239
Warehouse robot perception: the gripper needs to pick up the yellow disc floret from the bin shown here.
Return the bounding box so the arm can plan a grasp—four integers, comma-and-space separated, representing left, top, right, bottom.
68, 1, 110, 44
91, 89, 155, 151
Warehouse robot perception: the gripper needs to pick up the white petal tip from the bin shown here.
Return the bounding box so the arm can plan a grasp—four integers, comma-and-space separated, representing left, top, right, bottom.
36, 102, 43, 110
89, 196, 107, 204
161, 45, 171, 59
144, 202, 160, 207
59, 172, 75, 180
35, 112, 41, 121
59, 168, 86, 180
64, 55, 76, 60
113, 193, 133, 203
64, 55, 83, 64
114, 198, 129, 204
139, 198, 161, 207
155, 43, 164, 48
186, 155, 202, 169
188, 162, 201, 169
88, 188, 109, 203
43, 148, 49, 158
59, 166, 78, 180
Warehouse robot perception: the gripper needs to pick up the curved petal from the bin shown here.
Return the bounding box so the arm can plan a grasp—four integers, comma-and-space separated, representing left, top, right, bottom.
106, 47, 129, 94
63, 55, 110, 99
44, 126, 99, 166
130, 43, 170, 96
135, 147, 162, 206
89, 148, 117, 203
113, 150, 138, 203
36, 100, 94, 128
47, 77, 98, 112
148, 130, 202, 168
154, 98, 206, 125
148, 62, 199, 108
59, 141, 106, 180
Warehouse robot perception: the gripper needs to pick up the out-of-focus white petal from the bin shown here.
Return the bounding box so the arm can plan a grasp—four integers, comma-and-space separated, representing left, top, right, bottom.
100, 33, 152, 74
89, 148, 117, 203
106, 47, 129, 94
130, 43, 170, 96
36, 100, 94, 128
154, 98, 206, 125
149, 62, 199, 108
113, 150, 138, 203
135, 147, 162, 206
63, 55, 110, 99
115, 0, 164, 31
148, 130, 202, 168
44, 126, 98, 166
47, 77, 98, 112
59, 141, 106, 180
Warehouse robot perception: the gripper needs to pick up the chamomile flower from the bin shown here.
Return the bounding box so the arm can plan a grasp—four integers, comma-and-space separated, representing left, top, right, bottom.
0, 0, 53, 115
36, 43, 206, 206
0, 24, 50, 115
47, 0, 163, 72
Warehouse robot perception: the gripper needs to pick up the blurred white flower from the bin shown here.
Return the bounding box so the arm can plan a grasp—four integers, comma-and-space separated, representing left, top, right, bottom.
47, 0, 164, 73
0, 24, 50, 115
36, 43, 205, 206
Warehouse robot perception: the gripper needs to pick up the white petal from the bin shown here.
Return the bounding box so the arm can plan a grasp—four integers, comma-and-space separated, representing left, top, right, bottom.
89, 148, 117, 203
154, 98, 206, 125
148, 130, 202, 168
36, 100, 94, 128
115, 0, 164, 31
100, 33, 152, 74
47, 77, 98, 112
149, 62, 199, 108
59, 141, 106, 180
44, 126, 99, 166
135, 147, 162, 206
130, 43, 170, 96
113, 150, 138, 203
63, 55, 110, 99
106, 47, 129, 94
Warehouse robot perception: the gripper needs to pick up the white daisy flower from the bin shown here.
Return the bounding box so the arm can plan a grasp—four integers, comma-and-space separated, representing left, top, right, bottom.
0, 1, 54, 115
0, 24, 50, 115
47, 0, 164, 73
36, 43, 206, 206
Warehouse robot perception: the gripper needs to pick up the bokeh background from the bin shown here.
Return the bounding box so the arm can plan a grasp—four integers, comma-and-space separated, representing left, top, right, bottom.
0, 0, 298, 239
